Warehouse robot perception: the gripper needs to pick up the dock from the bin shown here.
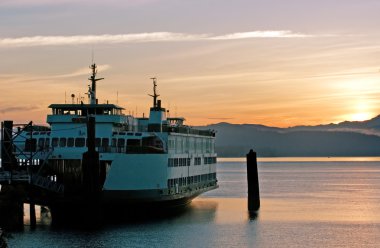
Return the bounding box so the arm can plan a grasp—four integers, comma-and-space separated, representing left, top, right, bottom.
0, 119, 99, 229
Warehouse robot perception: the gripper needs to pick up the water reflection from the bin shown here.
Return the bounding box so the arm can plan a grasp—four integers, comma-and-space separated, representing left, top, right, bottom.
19, 199, 220, 229
7, 160, 380, 248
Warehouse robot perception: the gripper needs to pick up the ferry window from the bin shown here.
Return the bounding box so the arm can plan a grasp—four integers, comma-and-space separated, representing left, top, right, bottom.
67, 138, 74, 147
127, 133, 133, 136
187, 158, 191, 166
102, 138, 109, 147
95, 138, 101, 147
135, 133, 142, 136
174, 158, 178, 167
111, 138, 117, 147
52, 138, 59, 147
38, 138, 45, 149
59, 138, 66, 147
75, 138, 85, 147
45, 138, 50, 148
183, 139, 186, 152
176, 137, 182, 154
168, 138, 175, 150
189, 138, 194, 151
117, 138, 125, 147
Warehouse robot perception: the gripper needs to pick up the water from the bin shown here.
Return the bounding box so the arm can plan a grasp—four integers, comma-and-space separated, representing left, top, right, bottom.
7, 158, 380, 247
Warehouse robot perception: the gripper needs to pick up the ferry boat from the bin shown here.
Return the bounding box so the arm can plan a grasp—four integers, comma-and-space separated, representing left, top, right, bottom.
10, 63, 218, 209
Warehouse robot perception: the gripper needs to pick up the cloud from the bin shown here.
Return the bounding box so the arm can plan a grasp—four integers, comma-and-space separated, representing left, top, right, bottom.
0, 31, 313, 48
210, 30, 313, 40
1, 64, 111, 84
0, 105, 40, 114
54, 64, 111, 78
0, 33, 206, 47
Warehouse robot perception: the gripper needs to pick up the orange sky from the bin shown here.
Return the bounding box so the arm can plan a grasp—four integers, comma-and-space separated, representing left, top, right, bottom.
1, 0, 380, 127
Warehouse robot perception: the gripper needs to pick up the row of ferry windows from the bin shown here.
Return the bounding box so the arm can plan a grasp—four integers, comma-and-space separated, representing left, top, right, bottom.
34, 137, 144, 148
167, 173, 217, 188
168, 157, 217, 167
167, 137, 215, 154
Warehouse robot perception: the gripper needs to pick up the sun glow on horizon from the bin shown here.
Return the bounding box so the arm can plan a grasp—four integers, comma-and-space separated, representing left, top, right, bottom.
350, 112, 374, 122
345, 102, 376, 122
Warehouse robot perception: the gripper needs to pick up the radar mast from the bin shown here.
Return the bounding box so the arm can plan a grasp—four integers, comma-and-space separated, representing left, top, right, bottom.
88, 63, 104, 105
148, 77, 160, 108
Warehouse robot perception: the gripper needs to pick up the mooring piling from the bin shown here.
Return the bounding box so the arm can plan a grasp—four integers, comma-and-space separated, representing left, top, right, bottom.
29, 202, 36, 228
247, 149, 260, 212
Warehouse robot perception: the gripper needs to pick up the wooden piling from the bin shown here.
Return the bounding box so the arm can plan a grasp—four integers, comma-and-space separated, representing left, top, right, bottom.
247, 149, 260, 212
82, 116, 101, 195
30, 202, 36, 228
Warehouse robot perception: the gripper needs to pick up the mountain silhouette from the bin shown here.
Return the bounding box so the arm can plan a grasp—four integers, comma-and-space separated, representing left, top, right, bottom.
198, 116, 380, 157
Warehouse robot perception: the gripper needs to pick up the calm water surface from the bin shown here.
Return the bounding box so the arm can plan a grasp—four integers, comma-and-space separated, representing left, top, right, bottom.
8, 158, 380, 247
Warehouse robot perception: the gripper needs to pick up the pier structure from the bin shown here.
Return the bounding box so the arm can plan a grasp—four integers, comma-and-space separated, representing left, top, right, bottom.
0, 119, 99, 228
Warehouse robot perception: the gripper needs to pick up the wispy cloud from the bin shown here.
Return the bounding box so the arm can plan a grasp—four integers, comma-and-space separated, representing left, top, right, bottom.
0, 31, 314, 48
1, 65, 111, 84
210, 30, 313, 40
0, 105, 40, 114
0, 33, 206, 47
53, 64, 111, 78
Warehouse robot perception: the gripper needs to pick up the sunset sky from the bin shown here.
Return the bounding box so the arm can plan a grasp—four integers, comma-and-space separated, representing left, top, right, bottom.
1, 0, 380, 127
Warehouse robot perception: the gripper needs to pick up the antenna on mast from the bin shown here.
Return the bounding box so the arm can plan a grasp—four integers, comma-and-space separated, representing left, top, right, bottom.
88, 63, 104, 105
148, 77, 160, 108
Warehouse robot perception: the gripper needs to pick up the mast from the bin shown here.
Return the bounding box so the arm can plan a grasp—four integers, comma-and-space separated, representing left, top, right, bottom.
88, 63, 104, 105
148, 77, 160, 108
147, 77, 166, 132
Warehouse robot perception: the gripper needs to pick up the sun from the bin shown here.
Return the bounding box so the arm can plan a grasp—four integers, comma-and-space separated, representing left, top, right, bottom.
350, 112, 373, 122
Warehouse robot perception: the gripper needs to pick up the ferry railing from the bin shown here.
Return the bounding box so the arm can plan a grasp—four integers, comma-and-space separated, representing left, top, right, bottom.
164, 126, 215, 137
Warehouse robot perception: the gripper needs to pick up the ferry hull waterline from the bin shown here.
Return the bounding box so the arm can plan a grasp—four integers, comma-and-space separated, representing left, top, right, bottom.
0, 63, 218, 220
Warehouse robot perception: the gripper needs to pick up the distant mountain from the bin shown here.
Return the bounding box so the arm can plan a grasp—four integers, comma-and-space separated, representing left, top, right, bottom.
286, 115, 380, 136
197, 116, 380, 157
